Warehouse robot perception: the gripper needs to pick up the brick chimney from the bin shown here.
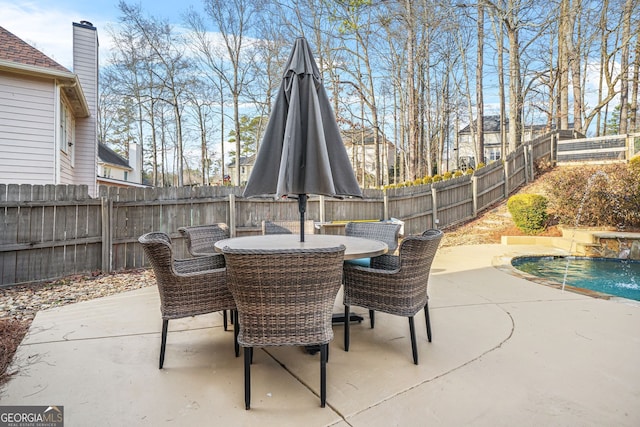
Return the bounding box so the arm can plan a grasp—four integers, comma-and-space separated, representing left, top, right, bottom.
72, 21, 99, 196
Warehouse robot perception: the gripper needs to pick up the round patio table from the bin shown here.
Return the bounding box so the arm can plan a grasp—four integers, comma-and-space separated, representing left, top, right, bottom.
214, 234, 388, 260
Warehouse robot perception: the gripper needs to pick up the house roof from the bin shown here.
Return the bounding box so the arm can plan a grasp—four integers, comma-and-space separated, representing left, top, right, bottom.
459, 115, 505, 134
0, 26, 70, 72
98, 143, 131, 170
0, 26, 90, 118
342, 127, 394, 147
227, 154, 256, 167
459, 115, 565, 135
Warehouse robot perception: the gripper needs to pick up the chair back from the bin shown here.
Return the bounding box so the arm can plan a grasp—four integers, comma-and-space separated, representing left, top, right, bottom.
179, 223, 229, 256
139, 232, 175, 277
139, 231, 234, 319
345, 222, 401, 252
223, 246, 345, 347
396, 229, 443, 281
262, 220, 316, 235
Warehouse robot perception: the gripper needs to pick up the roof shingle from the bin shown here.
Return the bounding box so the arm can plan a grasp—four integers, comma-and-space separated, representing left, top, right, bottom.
0, 26, 69, 73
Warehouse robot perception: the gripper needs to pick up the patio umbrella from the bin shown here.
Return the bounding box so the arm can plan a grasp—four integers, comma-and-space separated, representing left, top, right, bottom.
243, 37, 362, 241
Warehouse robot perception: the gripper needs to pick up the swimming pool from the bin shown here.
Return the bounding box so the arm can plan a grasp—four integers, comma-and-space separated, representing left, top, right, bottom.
511, 256, 640, 301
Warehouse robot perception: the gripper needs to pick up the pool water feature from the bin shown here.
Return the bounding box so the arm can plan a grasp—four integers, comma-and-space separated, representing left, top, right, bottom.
512, 256, 640, 301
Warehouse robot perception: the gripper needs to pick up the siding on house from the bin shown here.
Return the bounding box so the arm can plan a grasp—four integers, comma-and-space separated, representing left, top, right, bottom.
71, 21, 98, 196
0, 72, 56, 184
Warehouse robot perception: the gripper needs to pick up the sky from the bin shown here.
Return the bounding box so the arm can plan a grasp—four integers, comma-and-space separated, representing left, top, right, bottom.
1, 0, 202, 69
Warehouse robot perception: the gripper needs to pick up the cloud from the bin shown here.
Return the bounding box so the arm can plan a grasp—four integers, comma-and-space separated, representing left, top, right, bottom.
1, 1, 114, 70
1, 1, 78, 68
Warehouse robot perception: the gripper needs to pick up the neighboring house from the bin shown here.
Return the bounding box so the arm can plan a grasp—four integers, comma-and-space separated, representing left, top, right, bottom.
0, 22, 99, 196
227, 154, 256, 186
457, 115, 551, 167
97, 142, 146, 188
342, 127, 396, 185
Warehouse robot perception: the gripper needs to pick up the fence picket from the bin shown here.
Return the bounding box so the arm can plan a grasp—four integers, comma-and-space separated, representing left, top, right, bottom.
3, 130, 628, 286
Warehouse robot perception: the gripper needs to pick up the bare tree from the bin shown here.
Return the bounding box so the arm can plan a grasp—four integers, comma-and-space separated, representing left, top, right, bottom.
476, 1, 485, 164
118, 1, 193, 186
618, 0, 635, 134
199, 0, 261, 186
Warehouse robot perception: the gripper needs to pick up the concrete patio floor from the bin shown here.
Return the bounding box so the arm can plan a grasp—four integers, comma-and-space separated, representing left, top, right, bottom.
2, 244, 639, 426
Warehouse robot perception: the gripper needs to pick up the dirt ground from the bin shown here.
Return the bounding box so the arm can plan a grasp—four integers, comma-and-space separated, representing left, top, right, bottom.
440, 169, 562, 247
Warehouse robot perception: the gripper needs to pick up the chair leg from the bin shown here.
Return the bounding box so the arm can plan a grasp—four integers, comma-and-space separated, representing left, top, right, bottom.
223, 310, 228, 331
233, 310, 240, 357
320, 344, 328, 408
424, 302, 432, 342
409, 316, 418, 365
244, 347, 252, 410
369, 310, 375, 328
344, 305, 350, 351
159, 319, 169, 369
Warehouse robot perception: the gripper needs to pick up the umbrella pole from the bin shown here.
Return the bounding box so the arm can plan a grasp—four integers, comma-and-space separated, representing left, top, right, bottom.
298, 194, 307, 242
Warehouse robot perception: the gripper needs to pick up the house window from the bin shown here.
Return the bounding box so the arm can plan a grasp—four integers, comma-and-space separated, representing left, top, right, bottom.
485, 147, 501, 162
59, 100, 68, 154
103, 166, 111, 178
124, 171, 128, 181
241, 166, 245, 174
59, 100, 75, 164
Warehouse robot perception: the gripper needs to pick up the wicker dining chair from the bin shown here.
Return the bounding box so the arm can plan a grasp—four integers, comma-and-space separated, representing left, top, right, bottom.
223, 245, 346, 410
138, 232, 238, 369
344, 221, 401, 267
178, 223, 229, 259
178, 223, 232, 330
342, 229, 443, 364
261, 220, 316, 235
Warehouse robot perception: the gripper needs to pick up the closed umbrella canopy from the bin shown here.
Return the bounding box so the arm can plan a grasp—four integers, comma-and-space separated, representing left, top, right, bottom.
244, 37, 361, 199
243, 37, 362, 241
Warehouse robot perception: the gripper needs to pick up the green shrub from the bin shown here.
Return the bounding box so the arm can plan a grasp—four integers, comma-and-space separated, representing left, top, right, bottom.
476, 162, 486, 169
465, 167, 474, 175
453, 170, 464, 178
413, 177, 423, 186
630, 154, 640, 173
432, 174, 443, 182
443, 171, 453, 180
422, 176, 433, 185
507, 194, 548, 235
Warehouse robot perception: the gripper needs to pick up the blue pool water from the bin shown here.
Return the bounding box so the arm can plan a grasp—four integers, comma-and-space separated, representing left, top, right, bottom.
511, 256, 640, 301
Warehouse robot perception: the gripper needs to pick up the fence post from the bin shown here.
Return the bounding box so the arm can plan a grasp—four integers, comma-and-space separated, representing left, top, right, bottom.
523, 147, 530, 183
504, 160, 510, 197
529, 145, 535, 181
319, 195, 325, 223
431, 186, 439, 229
472, 176, 478, 217
229, 193, 237, 237
101, 197, 112, 273
383, 190, 389, 220
551, 132, 557, 165
628, 134, 635, 160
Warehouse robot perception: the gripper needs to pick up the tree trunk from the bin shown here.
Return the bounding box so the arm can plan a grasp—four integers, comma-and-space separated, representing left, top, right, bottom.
476, 1, 485, 164
619, 0, 633, 134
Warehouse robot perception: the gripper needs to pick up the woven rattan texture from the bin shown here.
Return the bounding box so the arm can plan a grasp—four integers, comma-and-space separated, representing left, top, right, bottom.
223, 246, 345, 347
262, 220, 316, 235
343, 229, 443, 317
139, 232, 236, 320
178, 224, 229, 262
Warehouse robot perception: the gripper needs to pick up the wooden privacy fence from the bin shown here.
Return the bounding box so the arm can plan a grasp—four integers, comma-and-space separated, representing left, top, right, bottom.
1, 130, 595, 286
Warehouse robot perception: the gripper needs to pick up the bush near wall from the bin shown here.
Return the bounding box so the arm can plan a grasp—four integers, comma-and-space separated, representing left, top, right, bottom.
543, 163, 640, 229
507, 194, 549, 234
